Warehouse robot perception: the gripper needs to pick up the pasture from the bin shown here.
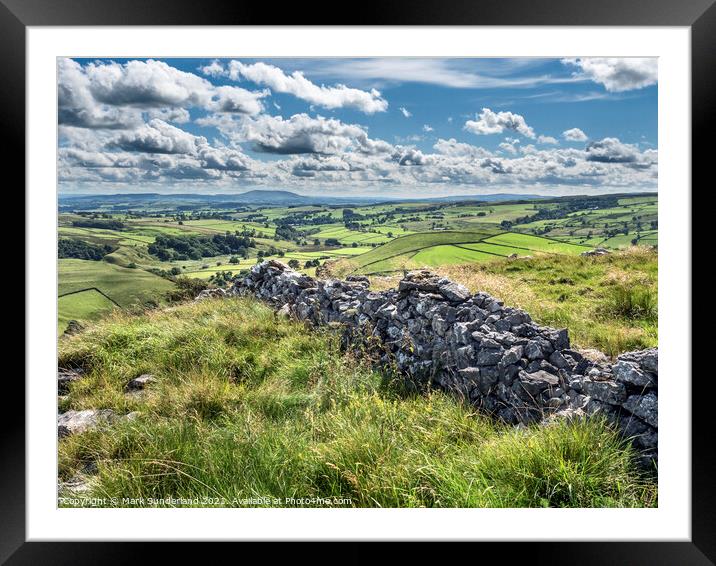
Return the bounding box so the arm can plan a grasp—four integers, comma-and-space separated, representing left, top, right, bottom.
57, 193, 657, 330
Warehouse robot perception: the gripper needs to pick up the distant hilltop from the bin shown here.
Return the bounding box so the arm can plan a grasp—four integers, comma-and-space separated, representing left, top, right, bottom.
59, 189, 656, 210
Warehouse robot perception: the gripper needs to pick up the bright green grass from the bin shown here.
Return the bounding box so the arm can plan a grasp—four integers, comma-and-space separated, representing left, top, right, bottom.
58, 289, 117, 334
411, 245, 501, 267
57, 297, 656, 508
483, 233, 590, 254
58, 259, 176, 330
312, 224, 394, 245
351, 229, 501, 271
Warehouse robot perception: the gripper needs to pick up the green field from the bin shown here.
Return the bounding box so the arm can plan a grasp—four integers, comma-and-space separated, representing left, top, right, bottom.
58, 259, 176, 332
342, 229, 590, 274
57, 193, 657, 329
58, 289, 117, 333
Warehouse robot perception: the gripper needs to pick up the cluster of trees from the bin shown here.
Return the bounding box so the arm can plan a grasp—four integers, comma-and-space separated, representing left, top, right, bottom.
506, 196, 621, 228
286, 258, 321, 269
274, 224, 305, 242
148, 232, 255, 261
208, 270, 235, 287
58, 238, 114, 260
281, 211, 335, 226
72, 218, 126, 230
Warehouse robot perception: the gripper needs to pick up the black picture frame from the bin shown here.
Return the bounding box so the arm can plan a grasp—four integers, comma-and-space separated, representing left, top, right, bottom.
7, 0, 710, 562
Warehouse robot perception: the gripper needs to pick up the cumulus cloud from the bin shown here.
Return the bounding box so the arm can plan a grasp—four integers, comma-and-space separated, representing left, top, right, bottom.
197, 146, 252, 171
209, 86, 269, 114
562, 128, 588, 142
499, 142, 518, 155
58, 58, 143, 129
58, 58, 266, 130
108, 119, 207, 154
537, 135, 559, 145
464, 108, 536, 138
61, 130, 657, 191
206, 113, 392, 156
433, 138, 491, 159
203, 60, 388, 114
562, 58, 657, 92
58, 59, 658, 194
585, 137, 646, 164
392, 147, 434, 167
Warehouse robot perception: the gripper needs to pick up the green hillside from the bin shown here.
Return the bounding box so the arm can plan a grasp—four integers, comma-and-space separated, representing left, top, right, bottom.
58, 296, 656, 508
58, 259, 176, 332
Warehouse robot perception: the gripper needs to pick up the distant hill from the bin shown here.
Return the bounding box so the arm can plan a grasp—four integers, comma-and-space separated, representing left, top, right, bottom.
58, 190, 656, 211
59, 190, 549, 211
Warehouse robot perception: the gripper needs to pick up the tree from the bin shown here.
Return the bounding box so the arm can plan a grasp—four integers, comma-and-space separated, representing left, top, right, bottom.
229, 256, 240, 264
288, 259, 300, 269
170, 266, 182, 276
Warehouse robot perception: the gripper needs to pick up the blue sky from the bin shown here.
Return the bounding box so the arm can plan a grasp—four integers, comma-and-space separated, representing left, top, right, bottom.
59, 57, 658, 197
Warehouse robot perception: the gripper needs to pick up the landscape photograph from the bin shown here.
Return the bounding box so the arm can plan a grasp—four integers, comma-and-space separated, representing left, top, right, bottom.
57, 56, 658, 508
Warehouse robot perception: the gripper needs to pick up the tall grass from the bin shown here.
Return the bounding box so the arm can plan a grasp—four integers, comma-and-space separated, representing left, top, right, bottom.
58, 297, 656, 508
603, 283, 657, 322
430, 248, 657, 356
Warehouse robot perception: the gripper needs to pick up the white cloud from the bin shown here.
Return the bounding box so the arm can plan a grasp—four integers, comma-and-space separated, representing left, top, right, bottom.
433, 138, 491, 159
585, 137, 652, 165
58, 58, 143, 129
204, 60, 388, 114
209, 85, 269, 115
298, 58, 583, 90
201, 113, 394, 156
399, 107, 412, 118
422, 124, 434, 132
562, 128, 588, 142
108, 119, 207, 155
464, 108, 536, 138
61, 130, 658, 193
537, 135, 559, 145
562, 58, 657, 92
58, 58, 266, 130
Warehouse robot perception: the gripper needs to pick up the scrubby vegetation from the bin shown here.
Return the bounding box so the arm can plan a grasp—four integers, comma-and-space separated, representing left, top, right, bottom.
58, 297, 656, 508
72, 218, 126, 230
148, 233, 255, 261
59, 238, 114, 260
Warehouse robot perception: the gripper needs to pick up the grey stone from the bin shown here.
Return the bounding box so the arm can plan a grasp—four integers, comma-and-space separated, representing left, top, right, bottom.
612, 360, 655, 389
439, 281, 471, 303
516, 370, 559, 398
58, 409, 116, 438
58, 369, 82, 395
525, 340, 543, 360
126, 374, 156, 392
623, 393, 658, 428
477, 346, 504, 366
582, 379, 626, 405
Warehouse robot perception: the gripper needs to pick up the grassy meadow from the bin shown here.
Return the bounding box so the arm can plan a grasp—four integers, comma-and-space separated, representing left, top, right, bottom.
58, 297, 656, 508
56, 192, 658, 508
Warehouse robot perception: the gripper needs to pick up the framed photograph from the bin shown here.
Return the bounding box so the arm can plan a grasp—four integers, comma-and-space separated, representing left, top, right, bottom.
10, 0, 710, 560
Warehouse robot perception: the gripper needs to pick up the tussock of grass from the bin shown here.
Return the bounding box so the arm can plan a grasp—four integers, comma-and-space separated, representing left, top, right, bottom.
58, 297, 656, 508
430, 248, 657, 356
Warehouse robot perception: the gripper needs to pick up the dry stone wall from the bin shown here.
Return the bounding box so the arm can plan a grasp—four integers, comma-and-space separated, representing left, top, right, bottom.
207, 260, 658, 464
